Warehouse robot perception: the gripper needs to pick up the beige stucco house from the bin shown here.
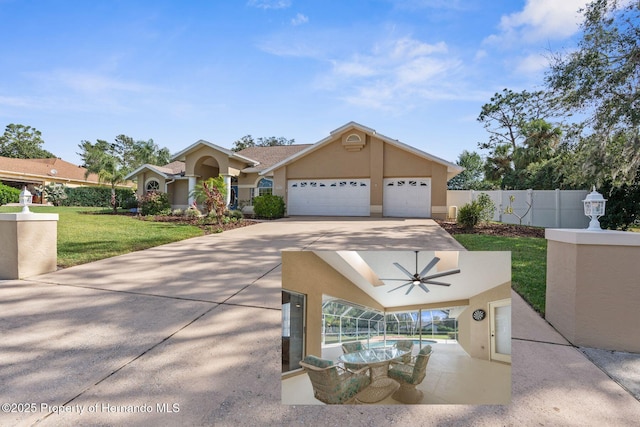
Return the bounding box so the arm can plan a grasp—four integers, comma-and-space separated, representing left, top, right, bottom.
126, 122, 463, 218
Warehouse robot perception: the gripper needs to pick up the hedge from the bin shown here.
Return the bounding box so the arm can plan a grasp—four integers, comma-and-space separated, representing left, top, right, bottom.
0, 183, 21, 205
61, 187, 137, 209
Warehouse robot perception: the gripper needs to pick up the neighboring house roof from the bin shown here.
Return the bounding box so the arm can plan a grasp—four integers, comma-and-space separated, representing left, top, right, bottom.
0, 156, 102, 184
171, 139, 259, 166
236, 144, 312, 173
260, 121, 465, 180
125, 161, 186, 180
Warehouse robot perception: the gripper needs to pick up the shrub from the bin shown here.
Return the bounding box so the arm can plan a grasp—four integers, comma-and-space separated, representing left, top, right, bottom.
227, 209, 244, 220
600, 174, 640, 230
185, 204, 202, 218
35, 183, 67, 206
171, 208, 184, 216
61, 187, 136, 208
0, 183, 20, 205
253, 194, 285, 219
138, 192, 171, 216
476, 193, 496, 223
457, 193, 495, 229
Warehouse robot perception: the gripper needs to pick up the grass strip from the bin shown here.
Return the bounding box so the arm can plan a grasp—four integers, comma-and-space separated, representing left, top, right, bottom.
452, 234, 547, 315
0, 206, 204, 268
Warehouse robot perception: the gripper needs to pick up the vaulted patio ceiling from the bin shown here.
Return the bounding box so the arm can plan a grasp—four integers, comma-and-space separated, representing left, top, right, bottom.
313, 251, 511, 309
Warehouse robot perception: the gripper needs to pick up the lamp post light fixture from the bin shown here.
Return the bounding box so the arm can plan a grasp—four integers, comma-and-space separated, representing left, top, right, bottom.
19, 186, 33, 213
583, 186, 607, 231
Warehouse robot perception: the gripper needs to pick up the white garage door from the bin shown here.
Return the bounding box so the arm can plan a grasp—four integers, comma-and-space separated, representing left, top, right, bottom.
383, 178, 431, 218
288, 179, 370, 216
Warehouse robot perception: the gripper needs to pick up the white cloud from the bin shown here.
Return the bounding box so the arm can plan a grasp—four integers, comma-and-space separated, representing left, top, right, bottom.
322, 36, 464, 110
487, 0, 588, 45
247, 0, 291, 10
514, 52, 550, 75
291, 13, 308, 26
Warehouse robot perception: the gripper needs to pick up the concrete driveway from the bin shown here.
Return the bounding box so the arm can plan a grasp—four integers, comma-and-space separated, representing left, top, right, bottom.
1, 218, 639, 426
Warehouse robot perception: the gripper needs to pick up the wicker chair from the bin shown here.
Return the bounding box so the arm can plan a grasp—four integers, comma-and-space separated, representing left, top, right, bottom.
299, 355, 371, 404
393, 340, 414, 363
341, 341, 367, 371
387, 345, 433, 403
341, 341, 365, 354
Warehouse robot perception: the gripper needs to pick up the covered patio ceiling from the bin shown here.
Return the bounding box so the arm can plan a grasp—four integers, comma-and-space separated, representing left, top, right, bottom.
313, 251, 511, 309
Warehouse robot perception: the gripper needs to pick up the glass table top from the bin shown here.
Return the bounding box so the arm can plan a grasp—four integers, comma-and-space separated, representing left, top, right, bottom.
338, 347, 407, 365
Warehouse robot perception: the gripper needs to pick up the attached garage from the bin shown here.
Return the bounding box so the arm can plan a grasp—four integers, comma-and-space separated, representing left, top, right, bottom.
383, 178, 431, 218
287, 179, 370, 216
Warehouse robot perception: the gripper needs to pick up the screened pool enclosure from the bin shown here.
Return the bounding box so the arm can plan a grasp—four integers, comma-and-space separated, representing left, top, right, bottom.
322, 297, 458, 347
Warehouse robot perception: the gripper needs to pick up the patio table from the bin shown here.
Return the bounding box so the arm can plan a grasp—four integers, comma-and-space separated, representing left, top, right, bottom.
338, 347, 407, 403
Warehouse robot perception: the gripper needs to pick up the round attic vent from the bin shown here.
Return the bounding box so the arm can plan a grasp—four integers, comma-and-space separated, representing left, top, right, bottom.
50, 168, 58, 176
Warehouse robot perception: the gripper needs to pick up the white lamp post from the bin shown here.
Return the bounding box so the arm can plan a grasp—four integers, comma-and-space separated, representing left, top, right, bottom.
583, 186, 606, 231
19, 186, 33, 213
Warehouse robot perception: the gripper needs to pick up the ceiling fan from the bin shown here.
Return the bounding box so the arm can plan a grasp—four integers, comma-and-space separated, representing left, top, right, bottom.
381, 251, 461, 295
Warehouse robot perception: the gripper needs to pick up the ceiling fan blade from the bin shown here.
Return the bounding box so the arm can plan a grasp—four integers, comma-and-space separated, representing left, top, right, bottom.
379, 278, 413, 281
418, 283, 430, 293
422, 280, 451, 287
418, 257, 441, 277
387, 281, 412, 293
422, 268, 461, 280
405, 284, 415, 295
393, 262, 415, 280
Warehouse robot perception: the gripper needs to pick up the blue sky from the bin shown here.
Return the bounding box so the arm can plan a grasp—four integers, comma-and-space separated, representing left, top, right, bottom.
0, 0, 589, 165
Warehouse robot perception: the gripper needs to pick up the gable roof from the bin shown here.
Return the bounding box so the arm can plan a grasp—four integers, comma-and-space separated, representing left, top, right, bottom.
171, 139, 259, 166
124, 161, 186, 180
236, 144, 312, 173
260, 121, 464, 180
0, 156, 101, 183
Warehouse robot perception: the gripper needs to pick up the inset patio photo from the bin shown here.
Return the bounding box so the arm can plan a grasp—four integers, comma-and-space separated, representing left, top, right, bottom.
281, 250, 511, 405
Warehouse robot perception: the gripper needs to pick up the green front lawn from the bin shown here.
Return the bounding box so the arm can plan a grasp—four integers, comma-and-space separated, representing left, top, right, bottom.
453, 234, 547, 315
0, 206, 204, 268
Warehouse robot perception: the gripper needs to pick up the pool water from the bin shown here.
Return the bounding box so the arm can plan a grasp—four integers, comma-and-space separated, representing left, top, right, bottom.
367, 339, 436, 348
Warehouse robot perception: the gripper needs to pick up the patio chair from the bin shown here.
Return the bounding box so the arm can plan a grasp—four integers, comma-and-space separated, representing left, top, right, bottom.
341, 341, 365, 354
299, 355, 371, 404
387, 345, 433, 404
341, 341, 366, 371
393, 340, 414, 363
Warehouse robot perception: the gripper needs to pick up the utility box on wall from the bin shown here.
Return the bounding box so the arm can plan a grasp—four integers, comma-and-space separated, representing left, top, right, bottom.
0, 213, 59, 280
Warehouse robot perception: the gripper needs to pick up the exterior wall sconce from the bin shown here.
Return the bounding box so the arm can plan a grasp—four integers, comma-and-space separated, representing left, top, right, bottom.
19, 186, 33, 213
583, 186, 606, 231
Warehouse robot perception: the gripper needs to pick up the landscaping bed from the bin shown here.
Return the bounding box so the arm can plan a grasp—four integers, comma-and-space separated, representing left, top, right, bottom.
146, 215, 259, 233
435, 220, 545, 238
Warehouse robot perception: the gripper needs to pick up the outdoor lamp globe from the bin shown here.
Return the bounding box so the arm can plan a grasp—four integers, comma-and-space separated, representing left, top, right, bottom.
583, 186, 606, 231
19, 186, 33, 213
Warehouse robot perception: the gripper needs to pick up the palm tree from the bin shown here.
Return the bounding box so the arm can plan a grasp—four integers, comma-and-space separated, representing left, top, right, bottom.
190, 176, 228, 225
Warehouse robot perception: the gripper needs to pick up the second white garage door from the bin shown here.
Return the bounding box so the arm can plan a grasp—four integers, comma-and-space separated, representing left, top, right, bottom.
383, 178, 431, 218
287, 179, 370, 216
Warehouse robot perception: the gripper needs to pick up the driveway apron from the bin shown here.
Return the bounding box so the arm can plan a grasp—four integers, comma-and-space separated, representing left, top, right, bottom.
1, 218, 638, 426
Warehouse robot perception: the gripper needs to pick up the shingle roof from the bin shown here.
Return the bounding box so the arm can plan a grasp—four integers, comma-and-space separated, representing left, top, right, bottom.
236, 145, 312, 172
0, 156, 101, 183
156, 161, 185, 175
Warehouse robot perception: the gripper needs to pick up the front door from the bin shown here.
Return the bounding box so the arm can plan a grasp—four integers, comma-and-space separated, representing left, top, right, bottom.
489, 298, 511, 363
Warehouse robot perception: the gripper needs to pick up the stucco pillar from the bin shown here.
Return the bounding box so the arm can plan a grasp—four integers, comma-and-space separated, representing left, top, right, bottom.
187, 176, 197, 206
0, 213, 59, 279
545, 228, 640, 352
222, 174, 232, 208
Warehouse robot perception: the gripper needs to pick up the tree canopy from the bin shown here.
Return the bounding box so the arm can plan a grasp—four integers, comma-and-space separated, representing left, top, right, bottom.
78, 134, 171, 212
231, 135, 295, 152
546, 0, 640, 185
0, 123, 56, 159
447, 150, 491, 190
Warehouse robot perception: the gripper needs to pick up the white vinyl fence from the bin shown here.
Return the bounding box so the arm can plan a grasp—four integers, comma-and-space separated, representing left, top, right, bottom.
447, 189, 590, 229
